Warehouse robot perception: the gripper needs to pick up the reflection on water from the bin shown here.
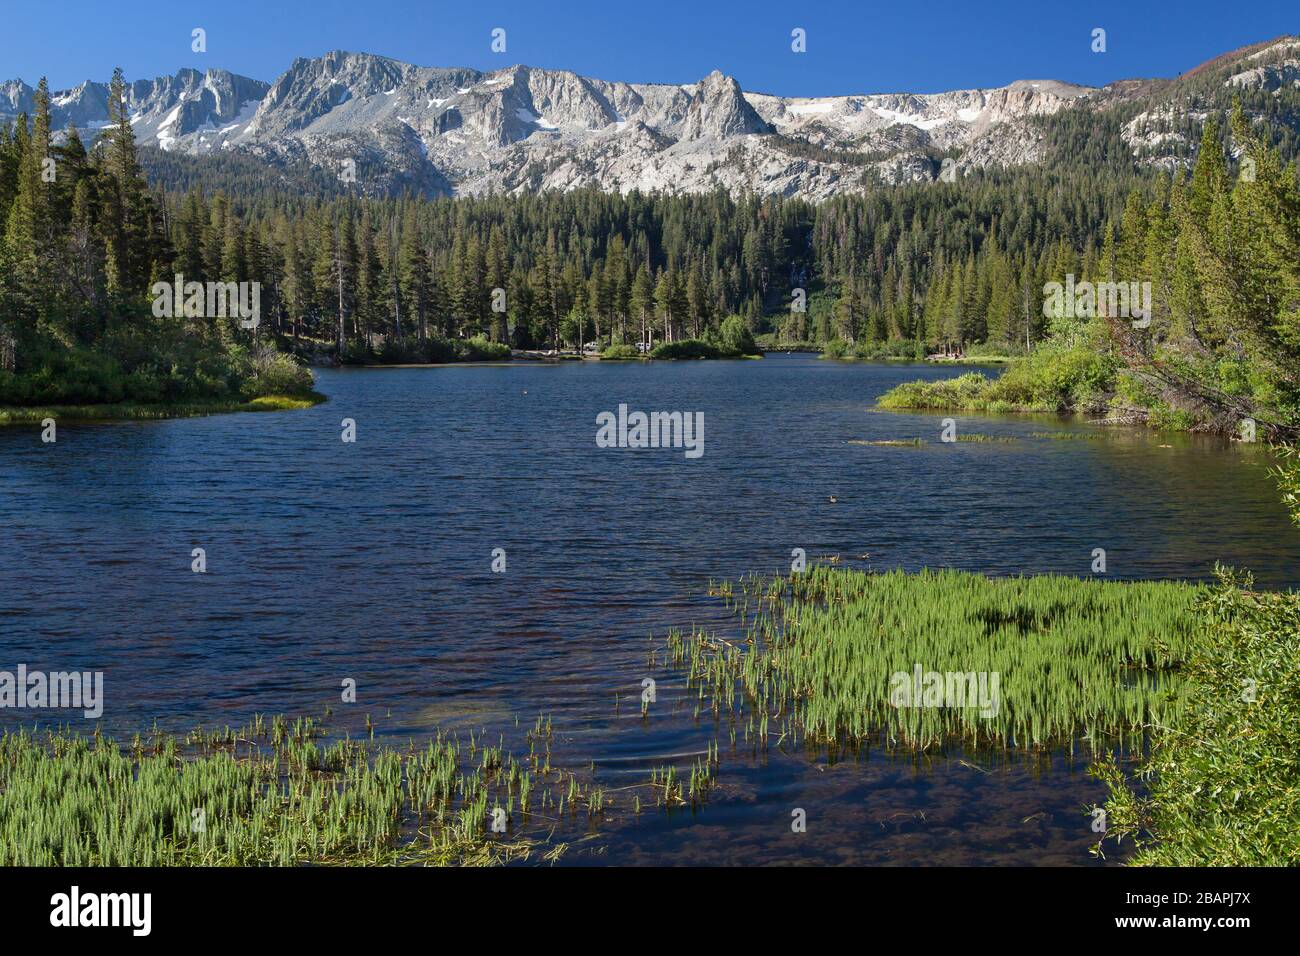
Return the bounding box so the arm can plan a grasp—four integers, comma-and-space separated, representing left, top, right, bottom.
1, 354, 1295, 864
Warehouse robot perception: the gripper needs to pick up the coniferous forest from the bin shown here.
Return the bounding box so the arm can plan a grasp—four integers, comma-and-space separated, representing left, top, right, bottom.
0, 71, 313, 409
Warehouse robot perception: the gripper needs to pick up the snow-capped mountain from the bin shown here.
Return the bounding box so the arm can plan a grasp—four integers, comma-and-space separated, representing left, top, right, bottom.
228, 53, 1091, 198
3, 36, 1297, 200
2, 68, 269, 152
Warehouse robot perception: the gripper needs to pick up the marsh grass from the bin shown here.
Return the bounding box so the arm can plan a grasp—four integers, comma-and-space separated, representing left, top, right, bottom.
0, 707, 727, 865
648, 747, 719, 812
667, 567, 1201, 754
849, 435, 1016, 446
0, 392, 326, 425
0, 714, 607, 866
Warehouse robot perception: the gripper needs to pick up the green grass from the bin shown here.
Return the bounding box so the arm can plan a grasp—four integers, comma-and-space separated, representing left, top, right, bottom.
673, 567, 1201, 752
878, 372, 1022, 412
848, 438, 924, 447
0, 392, 326, 425
0, 715, 591, 866
0, 708, 724, 866
849, 435, 1016, 446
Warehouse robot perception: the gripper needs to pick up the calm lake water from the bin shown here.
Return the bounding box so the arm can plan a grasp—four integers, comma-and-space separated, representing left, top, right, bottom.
2, 353, 1297, 864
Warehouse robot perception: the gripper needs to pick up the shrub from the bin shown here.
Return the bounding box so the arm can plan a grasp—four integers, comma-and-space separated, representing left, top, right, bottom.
986, 346, 1117, 411
351, 335, 510, 364
340, 340, 376, 365
458, 336, 511, 361
242, 347, 315, 399
0, 329, 314, 408
601, 344, 640, 360
716, 316, 759, 357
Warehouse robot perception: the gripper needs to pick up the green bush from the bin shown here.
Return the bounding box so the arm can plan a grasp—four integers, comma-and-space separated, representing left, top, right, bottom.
122, 368, 166, 403
340, 340, 376, 365
241, 347, 315, 399
458, 336, 511, 362
986, 346, 1117, 410
601, 344, 641, 360
0, 346, 126, 405
349, 334, 510, 364
716, 316, 760, 357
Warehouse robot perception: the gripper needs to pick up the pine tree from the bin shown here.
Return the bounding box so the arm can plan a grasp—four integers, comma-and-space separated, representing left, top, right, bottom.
629, 264, 654, 349
398, 204, 431, 341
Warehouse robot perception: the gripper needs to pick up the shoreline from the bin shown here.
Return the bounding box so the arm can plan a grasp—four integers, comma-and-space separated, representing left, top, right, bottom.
0, 392, 326, 426
821, 353, 1016, 365
349, 352, 765, 368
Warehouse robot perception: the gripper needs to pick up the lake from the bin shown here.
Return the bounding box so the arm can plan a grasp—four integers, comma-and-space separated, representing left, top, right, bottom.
2, 353, 1297, 864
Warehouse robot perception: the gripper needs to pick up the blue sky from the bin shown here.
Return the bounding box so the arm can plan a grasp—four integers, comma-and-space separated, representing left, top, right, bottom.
2, 0, 1296, 95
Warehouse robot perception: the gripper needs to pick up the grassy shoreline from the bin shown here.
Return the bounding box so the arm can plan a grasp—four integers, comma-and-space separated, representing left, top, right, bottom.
824, 352, 1016, 365
877, 370, 1066, 415
875, 346, 1296, 437
875, 347, 1139, 424
0, 391, 326, 425
4, 560, 1293, 866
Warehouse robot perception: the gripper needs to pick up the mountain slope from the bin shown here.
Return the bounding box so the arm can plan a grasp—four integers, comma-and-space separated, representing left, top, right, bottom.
3, 36, 1297, 200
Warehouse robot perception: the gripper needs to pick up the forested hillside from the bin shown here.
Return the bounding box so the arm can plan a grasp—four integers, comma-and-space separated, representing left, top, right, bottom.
2, 49, 1299, 435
